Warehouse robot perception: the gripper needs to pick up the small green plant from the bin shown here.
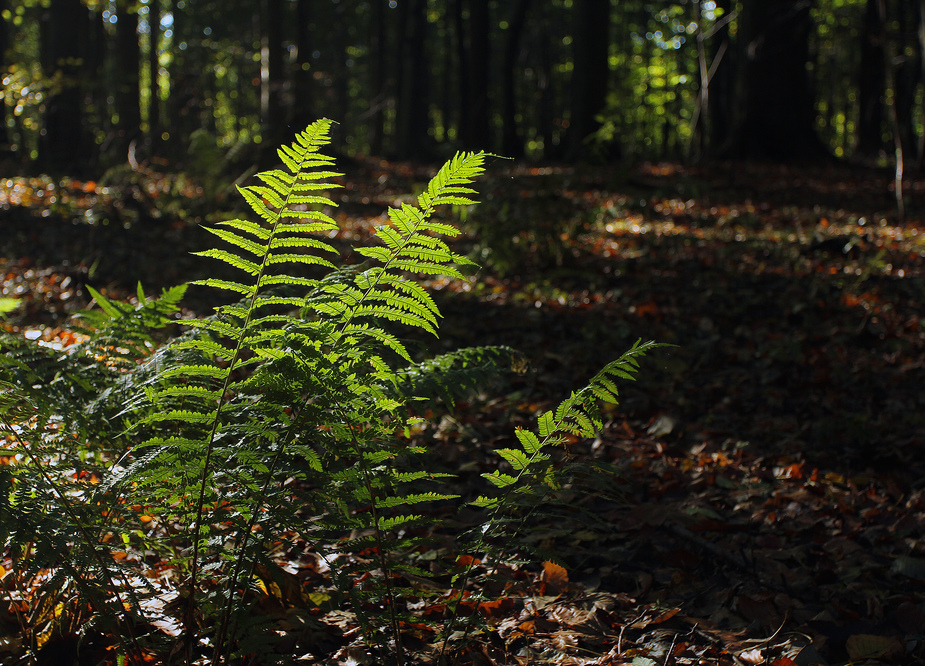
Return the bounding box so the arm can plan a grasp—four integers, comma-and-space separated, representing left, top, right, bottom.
0, 120, 659, 665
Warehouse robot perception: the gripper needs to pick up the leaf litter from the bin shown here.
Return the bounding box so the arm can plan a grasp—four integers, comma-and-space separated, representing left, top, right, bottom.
0, 159, 924, 664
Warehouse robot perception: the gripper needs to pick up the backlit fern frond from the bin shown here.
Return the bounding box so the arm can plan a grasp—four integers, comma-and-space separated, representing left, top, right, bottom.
0, 119, 665, 664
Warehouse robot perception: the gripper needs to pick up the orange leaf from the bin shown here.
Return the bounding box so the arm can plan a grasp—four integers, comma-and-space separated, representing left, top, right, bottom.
457, 554, 482, 567
478, 597, 514, 618
542, 560, 569, 594
650, 607, 681, 624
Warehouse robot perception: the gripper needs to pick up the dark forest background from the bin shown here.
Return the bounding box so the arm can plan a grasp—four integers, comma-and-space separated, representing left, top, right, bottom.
1, 0, 923, 174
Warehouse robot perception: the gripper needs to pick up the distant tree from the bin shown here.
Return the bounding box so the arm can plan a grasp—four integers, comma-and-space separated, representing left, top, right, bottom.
293, 0, 315, 133
395, 0, 430, 158
0, 0, 9, 155
857, 0, 885, 156
455, 0, 491, 150
367, 0, 387, 155
701, 0, 735, 158
260, 0, 285, 146
147, 0, 162, 142
721, 0, 830, 162
39, 0, 94, 173
891, 0, 922, 165
566, 0, 611, 160
113, 0, 142, 158
919, 0, 925, 164
501, 0, 531, 157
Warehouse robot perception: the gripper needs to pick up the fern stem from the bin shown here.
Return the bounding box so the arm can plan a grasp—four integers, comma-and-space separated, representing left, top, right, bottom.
347, 427, 406, 666
437, 454, 550, 665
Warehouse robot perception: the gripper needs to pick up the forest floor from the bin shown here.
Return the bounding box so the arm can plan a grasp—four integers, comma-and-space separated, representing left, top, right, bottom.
1, 156, 924, 665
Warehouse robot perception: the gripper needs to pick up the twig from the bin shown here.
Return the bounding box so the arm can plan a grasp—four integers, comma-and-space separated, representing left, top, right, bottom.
664, 632, 678, 666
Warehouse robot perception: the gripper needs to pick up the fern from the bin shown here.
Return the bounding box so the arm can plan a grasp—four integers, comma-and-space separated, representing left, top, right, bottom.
0, 120, 661, 666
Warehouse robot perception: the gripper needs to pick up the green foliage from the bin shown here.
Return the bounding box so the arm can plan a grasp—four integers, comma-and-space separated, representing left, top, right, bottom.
0, 120, 659, 665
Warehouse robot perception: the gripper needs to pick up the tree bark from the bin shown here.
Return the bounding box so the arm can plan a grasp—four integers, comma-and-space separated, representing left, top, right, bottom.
115, 0, 142, 156
0, 0, 9, 153
708, 0, 735, 155
501, 0, 531, 157
261, 0, 285, 145
453, 0, 470, 148
148, 0, 162, 141
292, 0, 314, 132
566, 0, 611, 160
368, 0, 386, 154
893, 0, 921, 166
467, 0, 491, 150
39, 0, 93, 173
857, 0, 884, 156
721, 0, 829, 162
395, 0, 430, 158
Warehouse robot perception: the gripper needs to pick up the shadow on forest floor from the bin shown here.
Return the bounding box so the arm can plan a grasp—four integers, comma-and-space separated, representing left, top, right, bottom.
1, 158, 924, 664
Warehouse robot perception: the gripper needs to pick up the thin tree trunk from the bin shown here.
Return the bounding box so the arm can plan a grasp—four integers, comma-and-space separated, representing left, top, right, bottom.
468, 0, 491, 149
709, 0, 734, 154
40, 0, 92, 173
454, 0, 470, 148
396, 0, 430, 158
501, 0, 530, 157
566, 0, 610, 160
293, 0, 314, 132
0, 0, 9, 153
368, 0, 386, 154
148, 0, 161, 141
261, 0, 285, 145
919, 0, 925, 165
115, 0, 141, 155
879, 0, 905, 221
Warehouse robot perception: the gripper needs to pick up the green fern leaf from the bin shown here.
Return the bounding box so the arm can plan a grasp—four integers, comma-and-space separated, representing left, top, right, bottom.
514, 428, 542, 456
483, 471, 517, 488
189, 278, 256, 296
217, 218, 272, 241
495, 448, 531, 471
374, 492, 460, 509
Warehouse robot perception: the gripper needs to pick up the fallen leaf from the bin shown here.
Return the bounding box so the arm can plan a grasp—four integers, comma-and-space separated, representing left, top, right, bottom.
542, 560, 569, 595
845, 634, 904, 661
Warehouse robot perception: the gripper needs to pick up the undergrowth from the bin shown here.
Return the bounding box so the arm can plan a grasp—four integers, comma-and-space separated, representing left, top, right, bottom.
0, 120, 659, 665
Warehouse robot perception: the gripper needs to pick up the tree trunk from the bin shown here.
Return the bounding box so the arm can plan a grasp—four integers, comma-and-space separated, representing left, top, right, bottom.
919, 0, 925, 165
115, 0, 142, 157
566, 0, 611, 160
0, 0, 9, 154
708, 0, 734, 154
722, 0, 829, 162
39, 0, 92, 173
467, 0, 491, 150
453, 0, 470, 148
857, 0, 884, 156
261, 0, 285, 146
165, 0, 201, 154
396, 0, 430, 158
148, 0, 162, 141
501, 0, 531, 157
293, 0, 314, 132
368, 0, 386, 154
893, 0, 921, 166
